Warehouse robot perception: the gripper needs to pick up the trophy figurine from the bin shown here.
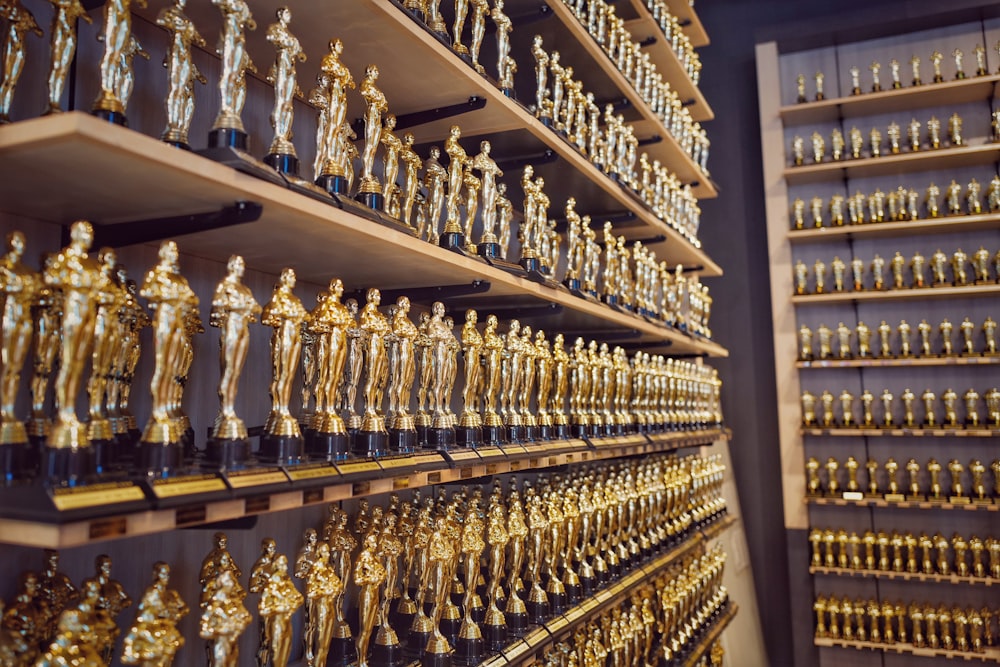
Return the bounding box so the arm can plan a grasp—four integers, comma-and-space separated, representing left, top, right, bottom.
356, 288, 390, 456
207, 255, 260, 468
440, 125, 470, 250
504, 487, 529, 634
44, 0, 93, 114
157, 0, 207, 149
121, 562, 188, 667
307, 279, 352, 460
492, 0, 514, 96
372, 517, 403, 667
259, 555, 303, 667
84, 250, 125, 470
472, 141, 504, 259
424, 516, 457, 664
260, 268, 307, 464
456, 309, 483, 447
0, 0, 42, 123
427, 302, 457, 448
356, 64, 389, 210
91, 0, 147, 125
386, 296, 418, 452
354, 533, 387, 667
312, 39, 355, 196
455, 503, 486, 664
0, 232, 39, 478
479, 314, 505, 445
263, 7, 307, 177
206, 0, 256, 152
200, 570, 252, 667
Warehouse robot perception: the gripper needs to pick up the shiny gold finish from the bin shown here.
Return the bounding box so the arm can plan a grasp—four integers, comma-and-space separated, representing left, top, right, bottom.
262, 268, 307, 439
354, 532, 386, 667
158, 0, 207, 145
0, 0, 42, 122
122, 562, 188, 667
359, 288, 390, 433
357, 65, 387, 195
92, 0, 147, 117
0, 232, 38, 446
264, 7, 305, 158
211, 0, 256, 132
199, 569, 251, 667
44, 0, 92, 114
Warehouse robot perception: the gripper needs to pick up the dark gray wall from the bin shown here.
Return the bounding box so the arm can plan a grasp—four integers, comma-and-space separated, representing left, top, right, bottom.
694, 1, 1000, 665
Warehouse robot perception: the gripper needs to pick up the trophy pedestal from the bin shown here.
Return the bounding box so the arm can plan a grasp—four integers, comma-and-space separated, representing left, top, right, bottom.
389, 428, 417, 454
505, 610, 527, 637
439, 231, 466, 252
454, 634, 484, 665
92, 108, 127, 127
264, 152, 298, 176
205, 437, 251, 470
428, 427, 456, 450
200, 129, 286, 185
407, 626, 433, 656
455, 425, 482, 448
371, 636, 404, 667
316, 173, 350, 196
0, 441, 32, 481
481, 424, 506, 446
258, 434, 303, 466
331, 636, 357, 664
42, 445, 94, 483
571, 424, 587, 439
506, 424, 525, 443
352, 429, 388, 457
421, 649, 452, 667
547, 589, 566, 615
163, 138, 192, 151
440, 616, 461, 642
519, 256, 540, 273
563, 580, 581, 604
553, 423, 570, 440
477, 241, 502, 260
537, 424, 553, 441
523, 424, 537, 442
579, 571, 596, 597
483, 622, 507, 652
180, 426, 196, 462
355, 191, 385, 212
306, 431, 349, 462
134, 441, 181, 476
500, 87, 515, 99
526, 598, 549, 625
540, 116, 554, 128
89, 437, 116, 474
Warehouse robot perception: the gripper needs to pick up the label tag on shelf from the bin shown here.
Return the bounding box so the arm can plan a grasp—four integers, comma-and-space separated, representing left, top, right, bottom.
51, 481, 146, 511
842, 491, 864, 501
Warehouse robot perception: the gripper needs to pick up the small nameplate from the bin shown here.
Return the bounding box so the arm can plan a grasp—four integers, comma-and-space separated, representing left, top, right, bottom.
409, 453, 446, 467
949, 496, 972, 505
377, 457, 414, 471
842, 491, 864, 501
336, 461, 381, 475
448, 450, 482, 463
286, 464, 340, 482
51, 482, 146, 511
226, 469, 289, 489
546, 614, 569, 633
883, 493, 905, 502
152, 475, 227, 499
502, 640, 531, 660
563, 606, 585, 624
473, 446, 505, 460
479, 655, 508, 667
523, 627, 549, 646
579, 598, 599, 614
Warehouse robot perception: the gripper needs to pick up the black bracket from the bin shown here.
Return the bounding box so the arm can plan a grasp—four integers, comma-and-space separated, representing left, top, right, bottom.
678, 18, 693, 28
352, 97, 486, 136
625, 234, 667, 246
637, 35, 657, 48
682, 98, 697, 107
560, 328, 641, 342
680, 264, 705, 273
511, 4, 553, 28
597, 96, 631, 113
496, 148, 558, 172
87, 201, 263, 249
347, 280, 491, 306
468, 302, 563, 321
638, 135, 663, 147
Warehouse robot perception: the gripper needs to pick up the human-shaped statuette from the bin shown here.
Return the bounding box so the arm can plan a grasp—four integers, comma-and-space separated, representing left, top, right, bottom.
0, 0, 42, 123
261, 268, 307, 463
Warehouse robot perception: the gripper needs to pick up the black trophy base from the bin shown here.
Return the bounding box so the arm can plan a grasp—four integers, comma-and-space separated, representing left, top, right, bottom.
506, 611, 528, 637
352, 430, 388, 457
484, 623, 507, 652
134, 441, 182, 476
258, 435, 303, 466
306, 431, 349, 462
603, 294, 618, 307
548, 590, 566, 614
331, 636, 357, 664
519, 256, 540, 273
526, 600, 549, 625
415, 424, 429, 449
407, 628, 432, 656
579, 573, 596, 597
501, 87, 515, 99
316, 173, 349, 196
389, 429, 417, 454
163, 139, 192, 151
564, 581, 582, 605
553, 423, 570, 439
422, 651, 452, 667
564, 277, 581, 292
481, 424, 506, 446
428, 427, 456, 450
92, 108, 127, 127
264, 152, 298, 177
0, 442, 32, 481
506, 424, 525, 443
355, 190, 385, 212
455, 425, 482, 448
477, 242, 502, 260
571, 424, 588, 439
372, 640, 405, 667
89, 438, 116, 474
199, 129, 285, 186
454, 635, 484, 665
439, 231, 466, 252
540, 116, 554, 128
523, 424, 538, 442
42, 445, 95, 484
206, 437, 250, 470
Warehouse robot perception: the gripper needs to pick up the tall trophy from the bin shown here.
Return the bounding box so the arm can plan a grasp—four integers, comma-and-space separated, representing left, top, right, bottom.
91, 0, 147, 126
456, 309, 484, 447
312, 39, 355, 196
307, 279, 352, 460
440, 125, 469, 251
387, 296, 418, 452
356, 65, 388, 211
472, 141, 505, 260
207, 255, 260, 468
0, 0, 42, 123
426, 302, 457, 448
44, 0, 93, 114
86, 248, 126, 472
355, 288, 390, 456
260, 268, 307, 464
157, 0, 207, 149
263, 7, 306, 176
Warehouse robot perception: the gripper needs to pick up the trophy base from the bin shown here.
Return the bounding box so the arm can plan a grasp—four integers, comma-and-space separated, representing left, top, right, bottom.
519, 256, 540, 273
553, 423, 570, 439
198, 143, 286, 186
163, 139, 192, 151
352, 429, 388, 457
205, 437, 251, 470
547, 590, 566, 614
407, 627, 433, 656
506, 424, 525, 443
483, 622, 507, 652
454, 635, 484, 665
306, 431, 349, 462
505, 611, 527, 637
331, 635, 357, 664
41, 445, 94, 484
455, 425, 482, 448
208, 126, 247, 150
563, 580, 582, 604
86, 437, 115, 474
134, 441, 182, 476
371, 639, 405, 667
481, 424, 506, 446
579, 573, 596, 597
389, 428, 417, 454
571, 424, 587, 439
355, 190, 385, 212
536, 424, 552, 441
317, 173, 350, 196
526, 599, 549, 625
500, 87, 515, 99
439, 231, 466, 252
264, 152, 298, 177
428, 427, 456, 450
440, 616, 461, 643
564, 277, 582, 292
477, 241, 502, 259
421, 650, 452, 667
0, 441, 32, 481
92, 108, 127, 127
540, 116, 554, 128
258, 434, 303, 466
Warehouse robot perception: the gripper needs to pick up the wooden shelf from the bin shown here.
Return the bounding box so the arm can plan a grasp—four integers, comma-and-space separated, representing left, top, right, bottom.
542, 0, 714, 189
783, 143, 1000, 186
791, 283, 1000, 306
682, 604, 739, 667
0, 113, 727, 354
781, 74, 1000, 125
810, 565, 999, 587
802, 426, 1000, 437
814, 637, 1000, 663
805, 496, 999, 512
788, 212, 1000, 243
797, 356, 1000, 369
0, 428, 728, 549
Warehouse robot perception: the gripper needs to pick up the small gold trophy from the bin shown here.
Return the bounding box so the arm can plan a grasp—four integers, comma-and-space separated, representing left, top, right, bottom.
306, 279, 352, 460
157, 0, 208, 150
91, 0, 148, 126
122, 562, 188, 667
356, 64, 389, 211
260, 268, 307, 463
386, 295, 419, 452
44, 0, 93, 114
206, 0, 257, 152
263, 7, 307, 179
0, 0, 42, 123
354, 288, 390, 455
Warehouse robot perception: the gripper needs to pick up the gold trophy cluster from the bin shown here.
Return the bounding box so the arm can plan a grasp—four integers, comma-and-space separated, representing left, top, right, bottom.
0, 453, 728, 667
798, 316, 998, 361
791, 175, 1000, 229
813, 594, 997, 656
805, 454, 1000, 504
794, 245, 1000, 296
801, 386, 1000, 430
809, 524, 1000, 581
0, 226, 723, 483
795, 45, 1000, 102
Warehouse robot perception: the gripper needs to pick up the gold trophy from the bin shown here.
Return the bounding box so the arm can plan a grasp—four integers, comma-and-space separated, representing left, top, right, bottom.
44, 0, 93, 114
259, 554, 303, 667
356, 64, 389, 211
200, 569, 252, 667
307, 279, 353, 460
372, 514, 403, 666
385, 296, 419, 452
472, 141, 505, 260
157, 0, 208, 149
260, 268, 307, 463
355, 288, 390, 455
440, 125, 469, 250
262, 7, 309, 185
207, 255, 260, 468
312, 39, 356, 196
354, 533, 387, 667
455, 502, 486, 664
483, 497, 509, 649
0, 0, 42, 123
121, 562, 188, 667
456, 309, 484, 447
91, 0, 147, 125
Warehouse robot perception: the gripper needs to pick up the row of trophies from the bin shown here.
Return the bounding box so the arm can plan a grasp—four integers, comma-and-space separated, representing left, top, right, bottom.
793, 246, 1000, 295
789, 111, 988, 166
813, 595, 996, 654
790, 176, 1000, 229
797, 316, 999, 361
808, 526, 1000, 579
631, 0, 705, 86
800, 386, 1000, 429
559, 0, 704, 123
805, 455, 1000, 502
1, 456, 729, 667
794, 44, 1000, 103
0, 225, 723, 485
